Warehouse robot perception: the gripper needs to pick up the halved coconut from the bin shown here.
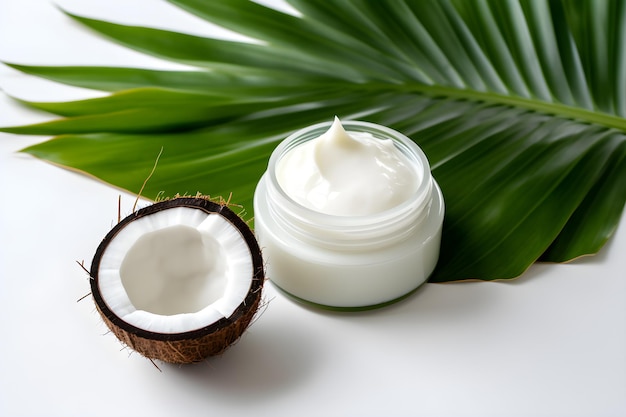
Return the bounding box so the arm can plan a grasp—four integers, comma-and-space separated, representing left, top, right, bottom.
89, 197, 265, 364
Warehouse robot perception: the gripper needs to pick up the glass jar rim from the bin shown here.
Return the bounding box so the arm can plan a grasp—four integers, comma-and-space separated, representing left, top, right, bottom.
266, 119, 434, 231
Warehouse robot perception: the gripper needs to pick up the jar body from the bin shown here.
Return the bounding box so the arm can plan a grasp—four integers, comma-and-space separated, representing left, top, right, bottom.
253, 120, 445, 310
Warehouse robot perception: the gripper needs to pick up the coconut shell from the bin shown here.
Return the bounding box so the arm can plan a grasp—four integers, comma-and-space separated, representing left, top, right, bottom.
90, 197, 265, 364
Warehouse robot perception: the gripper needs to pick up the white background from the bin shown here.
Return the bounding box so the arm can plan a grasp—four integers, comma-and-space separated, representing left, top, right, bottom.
1, 1, 625, 416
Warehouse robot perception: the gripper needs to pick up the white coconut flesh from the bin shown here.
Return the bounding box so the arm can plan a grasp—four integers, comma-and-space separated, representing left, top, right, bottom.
97, 207, 254, 334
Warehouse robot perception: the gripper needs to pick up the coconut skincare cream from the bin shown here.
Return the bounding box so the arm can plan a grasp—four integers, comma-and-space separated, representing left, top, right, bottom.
253, 118, 444, 309
275, 117, 420, 216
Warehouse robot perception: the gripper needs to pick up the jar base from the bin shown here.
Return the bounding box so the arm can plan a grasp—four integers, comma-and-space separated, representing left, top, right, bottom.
270, 279, 428, 312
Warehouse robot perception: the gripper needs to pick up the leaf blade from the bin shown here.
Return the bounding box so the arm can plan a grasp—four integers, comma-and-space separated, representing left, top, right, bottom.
4, 0, 625, 283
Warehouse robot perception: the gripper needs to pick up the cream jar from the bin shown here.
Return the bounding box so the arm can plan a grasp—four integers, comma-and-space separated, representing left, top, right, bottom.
253, 119, 444, 310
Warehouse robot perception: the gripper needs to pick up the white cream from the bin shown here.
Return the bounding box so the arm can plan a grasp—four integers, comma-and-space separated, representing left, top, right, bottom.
276, 116, 419, 216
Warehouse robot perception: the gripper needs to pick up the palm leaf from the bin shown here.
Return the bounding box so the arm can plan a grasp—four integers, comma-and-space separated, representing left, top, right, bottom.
2, 0, 625, 282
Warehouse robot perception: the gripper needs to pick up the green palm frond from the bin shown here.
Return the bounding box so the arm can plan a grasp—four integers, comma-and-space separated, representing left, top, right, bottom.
2, 0, 625, 282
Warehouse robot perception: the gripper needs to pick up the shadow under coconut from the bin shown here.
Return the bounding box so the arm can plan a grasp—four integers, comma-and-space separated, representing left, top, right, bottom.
164, 312, 322, 401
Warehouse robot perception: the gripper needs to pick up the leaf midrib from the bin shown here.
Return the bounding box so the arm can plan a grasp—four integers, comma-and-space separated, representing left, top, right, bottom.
369, 82, 626, 132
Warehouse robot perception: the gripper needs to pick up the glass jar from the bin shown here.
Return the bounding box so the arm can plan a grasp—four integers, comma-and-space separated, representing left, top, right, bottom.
253, 120, 444, 310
